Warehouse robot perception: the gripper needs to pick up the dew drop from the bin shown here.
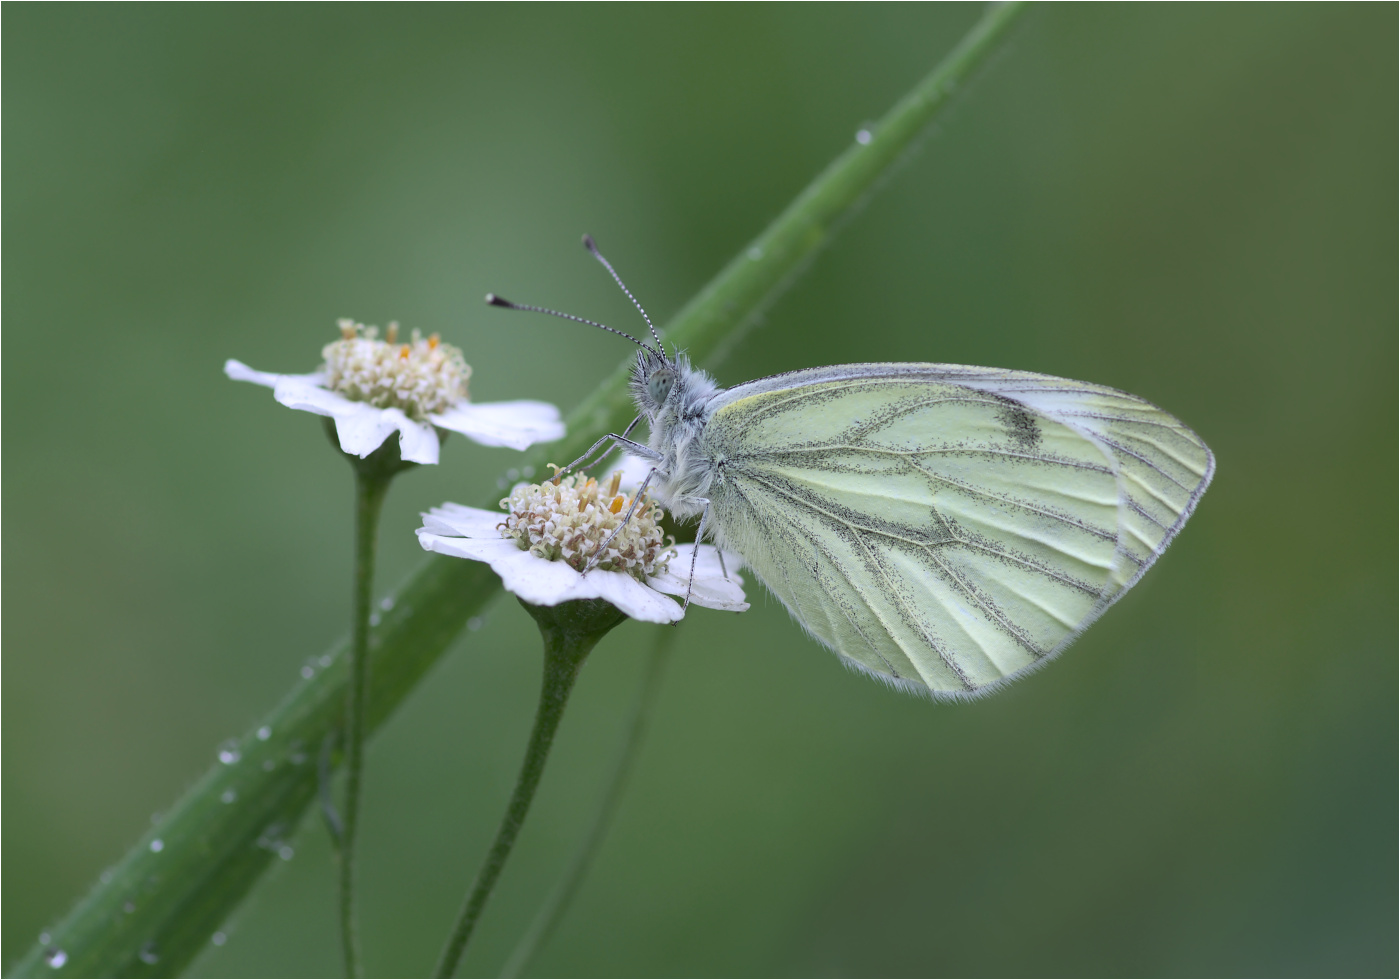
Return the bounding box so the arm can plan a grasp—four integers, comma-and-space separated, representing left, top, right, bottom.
262, 759, 276, 771
522, 465, 536, 478
467, 617, 484, 632
747, 246, 764, 261
379, 596, 395, 611
497, 477, 508, 490
256, 726, 272, 741
44, 949, 67, 969
369, 612, 381, 627
855, 128, 873, 145
122, 902, 136, 915
220, 789, 237, 804
255, 822, 290, 856
319, 654, 334, 668
300, 665, 315, 680
211, 932, 227, 947
100, 870, 114, 884
217, 740, 241, 765
138, 942, 159, 965
289, 751, 307, 766
38, 932, 51, 945
506, 467, 520, 481
149, 839, 164, 853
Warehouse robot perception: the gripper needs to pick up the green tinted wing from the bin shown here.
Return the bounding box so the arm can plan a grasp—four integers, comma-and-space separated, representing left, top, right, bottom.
704, 364, 1213, 696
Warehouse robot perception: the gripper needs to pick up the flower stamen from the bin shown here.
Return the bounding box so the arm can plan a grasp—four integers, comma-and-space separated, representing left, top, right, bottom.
321, 320, 471, 420
499, 471, 675, 581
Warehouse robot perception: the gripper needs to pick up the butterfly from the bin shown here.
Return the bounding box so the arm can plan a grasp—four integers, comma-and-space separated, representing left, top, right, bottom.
488, 237, 1215, 698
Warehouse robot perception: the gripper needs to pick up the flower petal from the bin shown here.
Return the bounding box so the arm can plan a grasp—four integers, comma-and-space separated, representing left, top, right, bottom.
488, 549, 595, 606
416, 530, 521, 563
429, 400, 565, 451
273, 376, 400, 457
568, 568, 684, 623
648, 545, 749, 611
273, 381, 442, 463
421, 503, 507, 539
417, 520, 685, 623
331, 402, 400, 458
226, 360, 326, 390
391, 414, 441, 466
272, 375, 349, 417
224, 359, 282, 388
232, 358, 447, 462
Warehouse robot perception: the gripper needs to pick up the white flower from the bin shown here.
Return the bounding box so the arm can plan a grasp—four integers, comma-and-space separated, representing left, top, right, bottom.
226, 320, 564, 464
417, 470, 748, 623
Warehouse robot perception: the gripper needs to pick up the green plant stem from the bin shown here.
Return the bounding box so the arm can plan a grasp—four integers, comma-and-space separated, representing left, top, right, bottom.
10, 7, 1028, 976
339, 468, 391, 978
500, 627, 676, 978
434, 599, 627, 979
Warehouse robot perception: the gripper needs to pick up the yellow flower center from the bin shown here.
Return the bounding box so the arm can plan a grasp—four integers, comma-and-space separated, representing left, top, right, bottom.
499, 469, 675, 580
321, 319, 470, 419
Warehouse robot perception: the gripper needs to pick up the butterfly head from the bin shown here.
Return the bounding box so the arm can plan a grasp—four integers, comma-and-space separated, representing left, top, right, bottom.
487, 235, 716, 422
631, 347, 676, 416
630, 349, 719, 433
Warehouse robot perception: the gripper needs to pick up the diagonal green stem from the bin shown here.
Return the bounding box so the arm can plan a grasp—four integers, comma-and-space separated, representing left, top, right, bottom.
500, 627, 676, 978
433, 599, 627, 979
9, 6, 1028, 976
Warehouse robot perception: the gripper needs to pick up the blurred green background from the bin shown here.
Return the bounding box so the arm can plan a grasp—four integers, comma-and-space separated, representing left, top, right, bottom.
4, 4, 1395, 976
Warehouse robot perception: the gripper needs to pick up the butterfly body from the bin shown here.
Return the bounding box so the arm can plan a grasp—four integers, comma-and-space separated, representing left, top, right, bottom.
629, 354, 1215, 699
630, 350, 720, 523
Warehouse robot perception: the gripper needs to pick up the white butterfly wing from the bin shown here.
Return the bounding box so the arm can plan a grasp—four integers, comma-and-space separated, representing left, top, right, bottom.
702, 364, 1214, 697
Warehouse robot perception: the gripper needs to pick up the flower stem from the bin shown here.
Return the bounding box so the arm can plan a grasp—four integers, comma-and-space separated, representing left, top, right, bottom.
340, 466, 392, 977
500, 626, 676, 978
433, 599, 626, 979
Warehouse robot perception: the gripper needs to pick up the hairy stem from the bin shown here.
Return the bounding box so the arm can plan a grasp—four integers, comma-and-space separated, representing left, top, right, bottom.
339, 468, 391, 977
500, 627, 676, 978
433, 599, 626, 978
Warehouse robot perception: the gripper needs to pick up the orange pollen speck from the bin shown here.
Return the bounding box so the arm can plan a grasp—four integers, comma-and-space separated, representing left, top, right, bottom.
609, 495, 625, 514
399, 345, 410, 359
428, 334, 440, 350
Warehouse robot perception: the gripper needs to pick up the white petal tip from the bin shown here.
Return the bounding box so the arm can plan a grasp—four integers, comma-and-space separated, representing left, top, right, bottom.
429, 401, 567, 450
225, 359, 282, 388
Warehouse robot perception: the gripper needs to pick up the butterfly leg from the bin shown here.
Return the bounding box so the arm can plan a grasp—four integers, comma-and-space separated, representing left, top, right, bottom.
570, 416, 646, 476
689, 501, 729, 580
558, 428, 660, 479
581, 465, 658, 576
682, 499, 710, 612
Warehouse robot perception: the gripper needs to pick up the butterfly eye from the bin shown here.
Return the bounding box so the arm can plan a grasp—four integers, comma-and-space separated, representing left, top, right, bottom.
648, 370, 674, 405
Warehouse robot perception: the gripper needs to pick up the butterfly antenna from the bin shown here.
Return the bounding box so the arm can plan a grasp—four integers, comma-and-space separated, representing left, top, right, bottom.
582, 234, 667, 361
484, 294, 657, 356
